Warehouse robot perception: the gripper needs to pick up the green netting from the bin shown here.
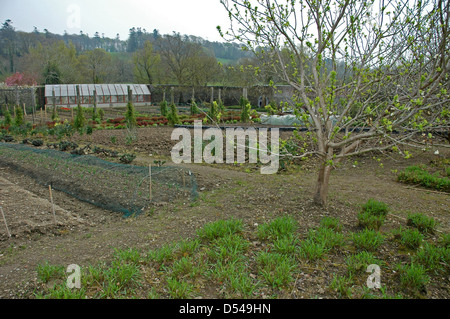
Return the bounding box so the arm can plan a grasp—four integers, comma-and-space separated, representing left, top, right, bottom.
0, 142, 198, 217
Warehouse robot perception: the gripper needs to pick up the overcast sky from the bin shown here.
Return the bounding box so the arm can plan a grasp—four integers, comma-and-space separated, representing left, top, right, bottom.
0, 0, 231, 42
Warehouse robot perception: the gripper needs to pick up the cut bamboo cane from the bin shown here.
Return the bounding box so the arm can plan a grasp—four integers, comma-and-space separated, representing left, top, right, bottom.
0, 206, 11, 238
48, 185, 57, 223
149, 164, 152, 201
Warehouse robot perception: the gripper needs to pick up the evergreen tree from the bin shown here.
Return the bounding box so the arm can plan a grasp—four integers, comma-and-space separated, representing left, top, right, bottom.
125, 101, 137, 128
3, 109, 12, 126
160, 99, 168, 117
74, 103, 85, 132
14, 105, 24, 126
167, 103, 180, 125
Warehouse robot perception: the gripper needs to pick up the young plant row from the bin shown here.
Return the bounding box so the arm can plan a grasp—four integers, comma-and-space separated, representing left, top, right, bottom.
34, 204, 448, 299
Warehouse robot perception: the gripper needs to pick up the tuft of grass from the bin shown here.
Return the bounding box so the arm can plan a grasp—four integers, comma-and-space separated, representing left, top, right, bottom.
271, 235, 299, 255
167, 277, 194, 299
320, 217, 343, 232
397, 263, 430, 290
147, 243, 179, 265
177, 238, 201, 257
196, 218, 244, 241
36, 262, 66, 283
256, 251, 297, 288
352, 229, 385, 252
407, 213, 438, 234
298, 239, 328, 261
438, 233, 450, 248
257, 216, 297, 241
393, 227, 424, 250
207, 233, 249, 263
35, 285, 87, 299
329, 274, 354, 298
357, 199, 389, 230
412, 242, 449, 273
113, 248, 142, 265
361, 199, 389, 216
171, 256, 201, 279
307, 227, 346, 250
346, 251, 384, 275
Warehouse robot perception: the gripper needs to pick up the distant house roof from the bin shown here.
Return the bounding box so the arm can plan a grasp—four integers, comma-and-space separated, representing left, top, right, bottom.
45, 84, 150, 97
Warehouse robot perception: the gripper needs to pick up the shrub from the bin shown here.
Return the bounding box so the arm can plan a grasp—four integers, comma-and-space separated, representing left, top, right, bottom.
14, 105, 24, 126
241, 102, 251, 123
190, 100, 200, 115
160, 100, 168, 117
407, 213, 438, 234
3, 109, 12, 126
208, 101, 220, 123
167, 103, 180, 125
125, 101, 137, 128
119, 153, 136, 164
74, 104, 85, 131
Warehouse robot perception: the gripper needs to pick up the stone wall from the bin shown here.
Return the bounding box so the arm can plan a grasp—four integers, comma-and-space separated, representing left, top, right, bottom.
149, 85, 281, 108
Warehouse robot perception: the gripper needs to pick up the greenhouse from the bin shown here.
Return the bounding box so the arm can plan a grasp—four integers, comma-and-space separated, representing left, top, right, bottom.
44, 84, 151, 108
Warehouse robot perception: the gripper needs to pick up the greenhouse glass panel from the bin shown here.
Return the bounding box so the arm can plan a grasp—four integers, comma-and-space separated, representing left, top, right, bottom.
67, 85, 76, 97
81, 84, 90, 98
69, 96, 76, 105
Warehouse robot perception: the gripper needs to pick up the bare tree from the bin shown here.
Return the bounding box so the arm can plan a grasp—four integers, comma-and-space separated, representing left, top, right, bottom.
133, 40, 161, 85
156, 32, 219, 86
219, 0, 450, 206
79, 48, 112, 83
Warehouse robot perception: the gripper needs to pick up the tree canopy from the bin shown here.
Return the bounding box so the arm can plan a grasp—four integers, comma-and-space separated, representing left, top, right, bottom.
219, 0, 450, 206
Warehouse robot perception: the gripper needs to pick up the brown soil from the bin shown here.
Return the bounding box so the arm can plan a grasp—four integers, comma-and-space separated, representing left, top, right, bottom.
0, 126, 448, 299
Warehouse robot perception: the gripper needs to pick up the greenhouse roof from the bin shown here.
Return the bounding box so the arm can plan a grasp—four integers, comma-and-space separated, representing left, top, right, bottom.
45, 84, 150, 97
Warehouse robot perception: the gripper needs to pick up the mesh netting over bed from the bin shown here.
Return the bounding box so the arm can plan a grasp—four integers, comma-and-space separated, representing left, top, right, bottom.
0, 143, 198, 217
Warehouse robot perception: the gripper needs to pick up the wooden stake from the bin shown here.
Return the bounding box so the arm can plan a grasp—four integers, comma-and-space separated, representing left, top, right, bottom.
48, 185, 57, 223
149, 164, 152, 201
0, 206, 11, 238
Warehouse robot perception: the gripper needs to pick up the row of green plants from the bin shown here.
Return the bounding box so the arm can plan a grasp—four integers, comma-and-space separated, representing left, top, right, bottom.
397, 163, 450, 192
0, 96, 263, 142
33, 199, 448, 299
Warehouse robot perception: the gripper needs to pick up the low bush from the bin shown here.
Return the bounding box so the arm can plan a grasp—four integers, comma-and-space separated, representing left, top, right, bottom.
397, 165, 450, 192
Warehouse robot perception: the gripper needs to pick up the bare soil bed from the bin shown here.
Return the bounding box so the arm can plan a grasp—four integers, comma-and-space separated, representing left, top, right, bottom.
0, 126, 448, 299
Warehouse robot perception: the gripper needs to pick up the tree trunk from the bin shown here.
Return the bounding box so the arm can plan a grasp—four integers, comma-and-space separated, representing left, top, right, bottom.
313, 162, 333, 207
